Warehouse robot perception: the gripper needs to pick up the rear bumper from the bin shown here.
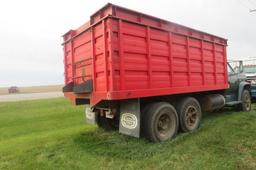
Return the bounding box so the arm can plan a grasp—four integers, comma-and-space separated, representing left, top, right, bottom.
63, 79, 93, 93
63, 79, 93, 105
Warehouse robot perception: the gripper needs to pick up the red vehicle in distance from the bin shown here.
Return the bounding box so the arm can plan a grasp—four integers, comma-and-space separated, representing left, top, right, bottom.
8, 86, 19, 94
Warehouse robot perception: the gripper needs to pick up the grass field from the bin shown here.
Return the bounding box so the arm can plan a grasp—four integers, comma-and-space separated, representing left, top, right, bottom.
0, 85, 62, 95
0, 98, 256, 170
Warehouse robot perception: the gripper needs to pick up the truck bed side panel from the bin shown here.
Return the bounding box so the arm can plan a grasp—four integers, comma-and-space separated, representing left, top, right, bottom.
63, 3, 228, 106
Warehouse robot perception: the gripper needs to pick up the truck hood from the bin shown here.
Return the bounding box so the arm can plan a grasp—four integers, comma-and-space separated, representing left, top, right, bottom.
245, 73, 256, 79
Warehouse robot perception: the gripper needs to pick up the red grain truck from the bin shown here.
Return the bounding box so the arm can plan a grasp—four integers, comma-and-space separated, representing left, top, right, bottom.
62, 3, 251, 142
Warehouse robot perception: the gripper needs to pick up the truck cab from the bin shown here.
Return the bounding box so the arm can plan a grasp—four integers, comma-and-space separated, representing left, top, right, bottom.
225, 60, 251, 111
242, 60, 256, 98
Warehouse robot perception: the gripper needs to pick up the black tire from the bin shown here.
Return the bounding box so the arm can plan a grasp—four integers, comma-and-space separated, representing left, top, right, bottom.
240, 89, 251, 112
142, 102, 179, 142
140, 103, 154, 137
176, 97, 202, 132
96, 112, 119, 131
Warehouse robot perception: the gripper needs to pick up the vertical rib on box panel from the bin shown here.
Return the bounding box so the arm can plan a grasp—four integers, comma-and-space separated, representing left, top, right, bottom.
102, 20, 108, 91
108, 19, 114, 91
146, 26, 152, 88
91, 27, 96, 92
70, 37, 75, 82
64, 44, 67, 84
118, 20, 125, 90
186, 37, 191, 86
223, 45, 227, 84
201, 40, 205, 85
168, 32, 173, 87
213, 43, 217, 84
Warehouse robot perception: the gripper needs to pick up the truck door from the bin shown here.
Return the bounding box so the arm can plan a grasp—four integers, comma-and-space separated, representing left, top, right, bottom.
225, 61, 243, 102
226, 62, 240, 102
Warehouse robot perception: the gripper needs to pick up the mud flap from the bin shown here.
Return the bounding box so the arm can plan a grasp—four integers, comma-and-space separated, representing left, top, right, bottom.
85, 105, 96, 124
119, 99, 140, 138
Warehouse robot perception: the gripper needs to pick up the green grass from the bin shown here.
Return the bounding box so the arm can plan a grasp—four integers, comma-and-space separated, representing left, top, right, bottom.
0, 98, 256, 170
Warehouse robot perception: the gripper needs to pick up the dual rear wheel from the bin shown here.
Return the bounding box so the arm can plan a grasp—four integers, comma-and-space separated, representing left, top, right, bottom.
142, 97, 202, 142
142, 102, 179, 142
176, 97, 202, 132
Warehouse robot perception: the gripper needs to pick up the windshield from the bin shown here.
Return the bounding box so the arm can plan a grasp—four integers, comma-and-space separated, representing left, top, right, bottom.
228, 61, 243, 74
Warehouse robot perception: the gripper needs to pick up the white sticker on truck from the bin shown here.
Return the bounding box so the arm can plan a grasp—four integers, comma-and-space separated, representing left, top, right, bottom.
121, 113, 138, 129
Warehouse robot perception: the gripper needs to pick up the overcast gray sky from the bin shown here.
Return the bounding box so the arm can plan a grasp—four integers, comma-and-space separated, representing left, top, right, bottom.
0, 0, 255, 87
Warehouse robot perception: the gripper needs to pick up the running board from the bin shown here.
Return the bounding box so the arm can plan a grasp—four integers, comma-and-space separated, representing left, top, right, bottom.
225, 101, 242, 106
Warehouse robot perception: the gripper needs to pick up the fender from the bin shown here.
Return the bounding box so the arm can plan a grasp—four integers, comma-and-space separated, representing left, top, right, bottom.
237, 81, 251, 101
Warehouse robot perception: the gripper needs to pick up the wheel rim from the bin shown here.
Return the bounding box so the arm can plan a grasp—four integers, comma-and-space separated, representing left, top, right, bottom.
185, 106, 198, 129
157, 113, 172, 137
244, 93, 251, 111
